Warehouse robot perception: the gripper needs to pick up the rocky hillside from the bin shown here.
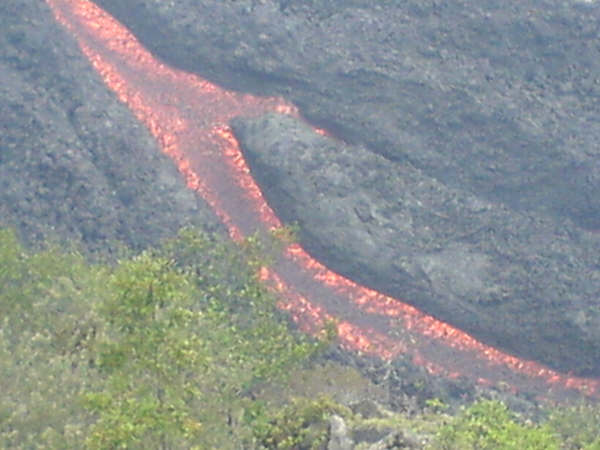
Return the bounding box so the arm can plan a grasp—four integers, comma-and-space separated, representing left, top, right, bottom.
91, 0, 600, 376
0, 0, 220, 256
1, 0, 600, 379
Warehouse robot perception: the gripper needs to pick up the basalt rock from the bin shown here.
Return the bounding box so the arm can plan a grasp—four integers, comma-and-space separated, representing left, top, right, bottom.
232, 113, 600, 376
90, 0, 600, 374
0, 0, 220, 255
94, 0, 600, 231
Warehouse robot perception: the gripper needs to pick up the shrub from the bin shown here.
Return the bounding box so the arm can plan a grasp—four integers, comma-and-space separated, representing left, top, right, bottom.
430, 399, 560, 450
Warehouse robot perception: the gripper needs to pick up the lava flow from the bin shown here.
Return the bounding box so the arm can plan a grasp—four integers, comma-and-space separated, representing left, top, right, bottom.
46, 0, 600, 401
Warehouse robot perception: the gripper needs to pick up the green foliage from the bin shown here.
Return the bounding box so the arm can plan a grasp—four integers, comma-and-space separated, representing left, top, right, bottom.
249, 396, 349, 450
0, 228, 104, 448
160, 228, 325, 384
0, 227, 323, 448
430, 399, 560, 450
547, 402, 600, 449
425, 397, 449, 413
2, 225, 600, 449
84, 229, 325, 448
83, 252, 207, 449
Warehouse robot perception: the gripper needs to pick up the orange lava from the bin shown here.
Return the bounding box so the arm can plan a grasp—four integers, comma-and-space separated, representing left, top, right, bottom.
45, 0, 600, 400
259, 267, 405, 360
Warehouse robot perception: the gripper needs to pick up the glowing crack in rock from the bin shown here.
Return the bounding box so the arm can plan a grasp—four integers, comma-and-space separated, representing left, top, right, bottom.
45, 0, 600, 400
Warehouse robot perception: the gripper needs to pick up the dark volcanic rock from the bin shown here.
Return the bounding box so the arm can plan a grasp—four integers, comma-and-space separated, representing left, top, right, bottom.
95, 0, 600, 231
232, 113, 600, 376
10, 0, 599, 376
0, 0, 220, 254
90, 0, 600, 373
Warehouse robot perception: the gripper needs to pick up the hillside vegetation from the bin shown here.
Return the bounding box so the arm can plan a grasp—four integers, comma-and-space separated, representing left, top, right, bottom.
1, 227, 599, 449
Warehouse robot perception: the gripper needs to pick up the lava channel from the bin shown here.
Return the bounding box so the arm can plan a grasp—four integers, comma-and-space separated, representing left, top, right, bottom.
45, 0, 600, 401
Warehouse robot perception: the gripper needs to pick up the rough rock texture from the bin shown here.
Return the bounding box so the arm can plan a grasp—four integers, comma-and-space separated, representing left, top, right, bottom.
0, 0, 220, 255
89, 0, 600, 376
328, 415, 354, 450
233, 113, 600, 376
94, 0, 600, 230
364, 432, 424, 450
4, 0, 600, 377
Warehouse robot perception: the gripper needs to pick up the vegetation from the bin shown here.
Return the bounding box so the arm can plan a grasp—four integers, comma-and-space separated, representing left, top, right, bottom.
1, 226, 600, 449
0, 227, 322, 448
429, 400, 560, 450
547, 403, 600, 449
250, 396, 350, 449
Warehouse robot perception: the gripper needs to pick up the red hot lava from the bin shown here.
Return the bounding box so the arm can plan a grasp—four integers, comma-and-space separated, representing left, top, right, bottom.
46, 0, 600, 400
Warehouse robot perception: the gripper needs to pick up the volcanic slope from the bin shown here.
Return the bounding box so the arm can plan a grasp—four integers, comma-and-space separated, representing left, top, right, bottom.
232, 113, 600, 377
94, 0, 600, 231
0, 0, 220, 254
38, 0, 600, 404
91, 0, 600, 376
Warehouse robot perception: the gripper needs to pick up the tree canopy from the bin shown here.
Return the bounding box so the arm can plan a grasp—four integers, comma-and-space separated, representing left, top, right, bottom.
1, 226, 599, 449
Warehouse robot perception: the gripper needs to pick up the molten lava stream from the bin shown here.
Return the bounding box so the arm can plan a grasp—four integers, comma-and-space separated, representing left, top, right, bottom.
46, 0, 600, 400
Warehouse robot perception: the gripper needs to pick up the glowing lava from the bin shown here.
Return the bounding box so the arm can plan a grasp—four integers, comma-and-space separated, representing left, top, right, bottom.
45, 0, 600, 400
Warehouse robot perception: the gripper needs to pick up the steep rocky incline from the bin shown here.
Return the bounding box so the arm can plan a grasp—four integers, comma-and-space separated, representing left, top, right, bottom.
77, 0, 600, 374
91, 0, 600, 376
3, 0, 600, 376
0, 0, 220, 254
232, 113, 600, 377
95, 0, 600, 231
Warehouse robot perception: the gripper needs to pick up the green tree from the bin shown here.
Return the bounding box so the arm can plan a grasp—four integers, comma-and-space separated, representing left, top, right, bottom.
84, 229, 323, 448
0, 227, 323, 448
83, 252, 206, 448
0, 228, 104, 448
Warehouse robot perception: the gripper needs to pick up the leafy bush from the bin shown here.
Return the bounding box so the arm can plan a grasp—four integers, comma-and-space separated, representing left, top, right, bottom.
430, 399, 560, 450
547, 402, 600, 449
0, 227, 323, 448
0, 228, 103, 448
249, 396, 349, 450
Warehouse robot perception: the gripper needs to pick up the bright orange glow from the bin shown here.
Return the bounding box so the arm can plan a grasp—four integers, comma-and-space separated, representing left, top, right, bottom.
259, 266, 405, 360
46, 0, 600, 401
